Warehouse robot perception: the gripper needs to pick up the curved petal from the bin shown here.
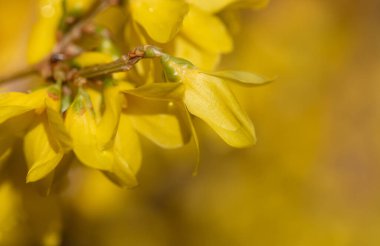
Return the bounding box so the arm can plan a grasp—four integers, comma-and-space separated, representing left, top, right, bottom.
127, 96, 191, 148
181, 6, 233, 53
45, 86, 72, 151
24, 119, 64, 183
130, 114, 185, 149
174, 36, 221, 70
123, 82, 184, 100
65, 89, 113, 171
130, 0, 189, 43
96, 85, 123, 149
108, 113, 141, 187
183, 72, 255, 147
0, 90, 45, 124
204, 70, 273, 86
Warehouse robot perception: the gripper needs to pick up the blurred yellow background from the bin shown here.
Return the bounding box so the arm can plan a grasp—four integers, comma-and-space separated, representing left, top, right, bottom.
1, 0, 380, 245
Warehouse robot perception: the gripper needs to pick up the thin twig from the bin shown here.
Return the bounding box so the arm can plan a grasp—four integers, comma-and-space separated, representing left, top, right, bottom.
0, 0, 118, 85
54, 0, 118, 53
74, 46, 154, 79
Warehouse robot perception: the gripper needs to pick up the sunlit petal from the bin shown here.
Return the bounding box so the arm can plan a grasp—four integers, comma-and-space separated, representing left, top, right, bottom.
24, 119, 64, 182
130, 0, 189, 43
108, 113, 141, 187
65, 89, 113, 171
205, 70, 273, 86
183, 72, 256, 147
182, 6, 233, 53
0, 90, 45, 124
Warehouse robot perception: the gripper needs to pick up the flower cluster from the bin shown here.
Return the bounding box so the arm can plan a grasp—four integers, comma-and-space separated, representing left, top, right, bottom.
0, 0, 270, 188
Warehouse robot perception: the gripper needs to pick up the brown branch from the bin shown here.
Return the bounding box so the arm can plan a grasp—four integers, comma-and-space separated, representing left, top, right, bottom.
0, 0, 119, 85
73, 45, 157, 79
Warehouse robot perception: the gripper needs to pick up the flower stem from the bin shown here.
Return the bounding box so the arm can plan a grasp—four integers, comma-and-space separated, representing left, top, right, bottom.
74, 45, 163, 79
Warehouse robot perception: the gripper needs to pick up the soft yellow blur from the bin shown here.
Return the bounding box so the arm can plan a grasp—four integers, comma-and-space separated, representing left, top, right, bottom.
1, 0, 380, 245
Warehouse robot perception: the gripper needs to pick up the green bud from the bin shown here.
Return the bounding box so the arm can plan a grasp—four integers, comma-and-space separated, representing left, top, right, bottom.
160, 54, 195, 82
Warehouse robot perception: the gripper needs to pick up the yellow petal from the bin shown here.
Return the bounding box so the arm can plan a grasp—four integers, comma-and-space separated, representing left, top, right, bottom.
27, 0, 63, 64
24, 119, 64, 182
204, 70, 273, 86
183, 71, 255, 147
65, 90, 113, 170
182, 6, 233, 53
130, 114, 184, 149
97, 85, 123, 149
45, 86, 72, 151
108, 113, 141, 187
127, 96, 191, 148
174, 36, 221, 70
85, 87, 103, 123
123, 82, 184, 100
130, 0, 189, 43
0, 90, 46, 124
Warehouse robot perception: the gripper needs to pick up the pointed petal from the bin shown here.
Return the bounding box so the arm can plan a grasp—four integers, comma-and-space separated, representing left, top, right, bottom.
65, 89, 113, 170
0, 112, 35, 169
24, 119, 64, 183
174, 36, 221, 70
179, 103, 200, 175
183, 72, 256, 147
0, 90, 45, 124
127, 96, 191, 148
182, 6, 233, 53
204, 70, 273, 86
130, 114, 185, 149
45, 85, 72, 151
97, 85, 123, 149
107, 114, 141, 187
123, 83, 184, 100
130, 0, 189, 43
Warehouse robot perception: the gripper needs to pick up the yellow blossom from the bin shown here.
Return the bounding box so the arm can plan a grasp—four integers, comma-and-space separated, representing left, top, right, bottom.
128, 54, 271, 147
0, 85, 71, 182
127, 0, 189, 43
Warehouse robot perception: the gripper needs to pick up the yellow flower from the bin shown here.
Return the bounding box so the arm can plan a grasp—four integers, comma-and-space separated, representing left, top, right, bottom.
0, 85, 72, 182
126, 0, 189, 43
65, 84, 141, 187
128, 54, 271, 147
173, 0, 269, 70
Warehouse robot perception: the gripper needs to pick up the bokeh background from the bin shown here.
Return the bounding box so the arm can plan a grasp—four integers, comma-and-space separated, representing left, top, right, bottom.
1, 0, 380, 245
